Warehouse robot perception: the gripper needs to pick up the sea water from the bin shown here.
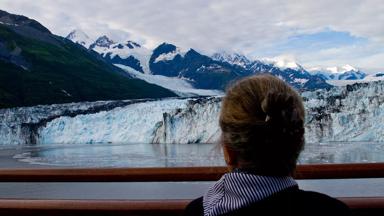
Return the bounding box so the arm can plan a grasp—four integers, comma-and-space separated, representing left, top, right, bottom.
3, 141, 384, 168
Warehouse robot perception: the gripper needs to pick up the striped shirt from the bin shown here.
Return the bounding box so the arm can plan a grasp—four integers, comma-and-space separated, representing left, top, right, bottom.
203, 171, 297, 216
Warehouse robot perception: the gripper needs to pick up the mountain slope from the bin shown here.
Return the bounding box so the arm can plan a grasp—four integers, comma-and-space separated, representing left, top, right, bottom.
0, 10, 176, 108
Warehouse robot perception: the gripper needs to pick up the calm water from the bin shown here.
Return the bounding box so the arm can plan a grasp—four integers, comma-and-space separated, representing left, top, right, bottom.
2, 141, 383, 167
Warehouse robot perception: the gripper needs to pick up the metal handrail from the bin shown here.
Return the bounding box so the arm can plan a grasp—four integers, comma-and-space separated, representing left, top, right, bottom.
0, 163, 383, 182
0, 198, 382, 216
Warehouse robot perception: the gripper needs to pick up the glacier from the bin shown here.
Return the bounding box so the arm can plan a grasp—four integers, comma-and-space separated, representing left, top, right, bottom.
303, 81, 384, 143
0, 99, 158, 145
1, 81, 384, 145
38, 97, 221, 145
116, 64, 224, 97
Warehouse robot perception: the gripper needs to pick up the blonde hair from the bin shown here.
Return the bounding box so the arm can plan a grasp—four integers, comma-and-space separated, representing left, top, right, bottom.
220, 74, 305, 176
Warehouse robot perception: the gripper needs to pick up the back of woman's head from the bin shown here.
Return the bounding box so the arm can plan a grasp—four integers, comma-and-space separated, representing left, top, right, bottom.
220, 74, 305, 176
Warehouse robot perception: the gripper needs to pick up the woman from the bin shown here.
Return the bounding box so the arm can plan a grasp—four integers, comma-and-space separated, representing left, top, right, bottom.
185, 74, 350, 216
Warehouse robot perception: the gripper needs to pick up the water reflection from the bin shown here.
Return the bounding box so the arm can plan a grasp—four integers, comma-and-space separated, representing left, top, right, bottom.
9, 141, 384, 167
13, 143, 224, 167
300, 142, 384, 164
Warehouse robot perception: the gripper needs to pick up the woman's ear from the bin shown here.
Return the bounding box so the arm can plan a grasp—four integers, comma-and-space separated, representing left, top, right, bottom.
223, 145, 237, 168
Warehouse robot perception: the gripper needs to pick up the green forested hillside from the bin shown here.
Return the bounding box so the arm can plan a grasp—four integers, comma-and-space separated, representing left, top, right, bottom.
0, 24, 176, 108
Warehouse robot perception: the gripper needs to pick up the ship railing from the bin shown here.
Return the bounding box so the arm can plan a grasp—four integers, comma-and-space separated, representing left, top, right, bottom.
0, 163, 383, 216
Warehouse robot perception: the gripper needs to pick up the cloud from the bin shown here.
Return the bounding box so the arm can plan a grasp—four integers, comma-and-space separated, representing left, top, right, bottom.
0, 0, 383, 70
297, 43, 384, 72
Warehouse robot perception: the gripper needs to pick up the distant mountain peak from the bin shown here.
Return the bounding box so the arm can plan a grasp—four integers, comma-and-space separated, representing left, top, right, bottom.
156, 42, 177, 52
212, 52, 251, 68
67, 29, 88, 38
261, 56, 304, 71
325, 64, 358, 73
342, 64, 358, 72
213, 52, 306, 71
150, 43, 179, 63
309, 64, 360, 74
153, 46, 186, 63
65, 29, 152, 74
90, 35, 115, 49
262, 57, 297, 69
66, 29, 93, 48
308, 64, 365, 80
126, 40, 141, 49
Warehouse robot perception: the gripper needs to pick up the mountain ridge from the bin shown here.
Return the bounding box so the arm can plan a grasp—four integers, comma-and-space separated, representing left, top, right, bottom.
67, 30, 333, 91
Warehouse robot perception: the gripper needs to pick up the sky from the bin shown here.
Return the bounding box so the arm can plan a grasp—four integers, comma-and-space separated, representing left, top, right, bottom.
1, 0, 383, 72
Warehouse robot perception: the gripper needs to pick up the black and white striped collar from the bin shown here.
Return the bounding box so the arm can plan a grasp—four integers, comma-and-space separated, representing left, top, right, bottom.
203, 170, 297, 216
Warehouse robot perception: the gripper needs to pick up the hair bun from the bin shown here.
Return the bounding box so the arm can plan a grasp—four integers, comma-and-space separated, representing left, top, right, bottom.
261, 91, 302, 131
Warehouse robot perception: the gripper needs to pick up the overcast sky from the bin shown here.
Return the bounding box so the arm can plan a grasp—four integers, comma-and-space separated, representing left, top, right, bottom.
1, 0, 383, 71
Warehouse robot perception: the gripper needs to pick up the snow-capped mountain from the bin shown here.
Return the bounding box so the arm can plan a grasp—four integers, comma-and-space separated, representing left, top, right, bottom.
65, 32, 221, 95
261, 56, 306, 71
149, 46, 251, 89
89, 35, 115, 51
66, 30, 331, 91
328, 64, 357, 73
153, 45, 186, 63
66, 33, 153, 74
66, 29, 93, 48
2, 80, 384, 145
97, 38, 151, 74
309, 65, 366, 80
212, 53, 305, 71
211, 52, 252, 68
211, 52, 330, 90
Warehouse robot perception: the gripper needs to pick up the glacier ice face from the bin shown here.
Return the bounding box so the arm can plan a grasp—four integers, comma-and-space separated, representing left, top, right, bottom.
303, 81, 384, 143
152, 97, 221, 144
39, 99, 188, 144
0, 100, 156, 145
1, 81, 384, 145
0, 102, 98, 145
37, 97, 222, 145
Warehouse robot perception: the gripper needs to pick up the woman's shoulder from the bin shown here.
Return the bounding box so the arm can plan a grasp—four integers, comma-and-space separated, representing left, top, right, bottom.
184, 196, 204, 216
254, 187, 351, 215
293, 189, 346, 205
233, 188, 351, 216
183, 188, 351, 216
